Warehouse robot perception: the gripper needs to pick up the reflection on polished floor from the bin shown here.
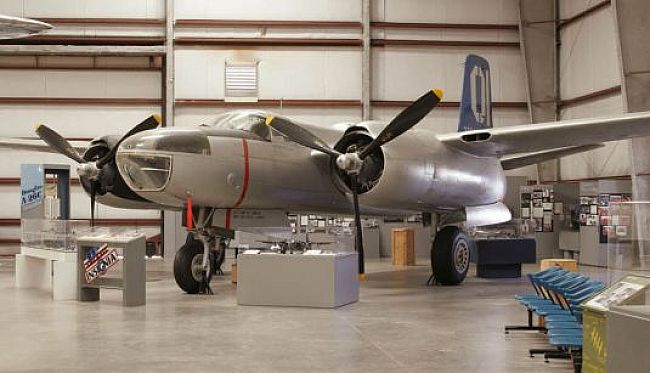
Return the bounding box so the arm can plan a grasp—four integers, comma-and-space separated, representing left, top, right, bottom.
0, 258, 576, 372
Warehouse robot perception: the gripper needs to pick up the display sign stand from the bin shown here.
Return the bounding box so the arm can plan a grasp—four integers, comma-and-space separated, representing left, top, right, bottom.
582, 274, 650, 372
15, 164, 75, 300
77, 234, 146, 306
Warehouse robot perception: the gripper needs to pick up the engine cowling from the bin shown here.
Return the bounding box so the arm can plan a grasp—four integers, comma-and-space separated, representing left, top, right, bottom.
331, 126, 385, 195
79, 136, 158, 209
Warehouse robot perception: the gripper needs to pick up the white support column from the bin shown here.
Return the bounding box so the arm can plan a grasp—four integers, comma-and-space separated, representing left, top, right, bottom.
164, 0, 174, 128
361, 0, 371, 120
612, 0, 650, 267
163, 0, 180, 266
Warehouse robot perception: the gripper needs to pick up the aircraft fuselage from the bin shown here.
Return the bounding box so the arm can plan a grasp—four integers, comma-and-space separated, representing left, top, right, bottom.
112, 120, 506, 217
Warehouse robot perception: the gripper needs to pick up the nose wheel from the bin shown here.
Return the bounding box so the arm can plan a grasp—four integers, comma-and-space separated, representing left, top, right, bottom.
190, 251, 214, 294
174, 234, 220, 294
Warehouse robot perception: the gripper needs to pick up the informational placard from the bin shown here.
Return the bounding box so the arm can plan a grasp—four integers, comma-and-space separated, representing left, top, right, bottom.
83, 244, 120, 284
583, 275, 650, 313
20, 164, 44, 214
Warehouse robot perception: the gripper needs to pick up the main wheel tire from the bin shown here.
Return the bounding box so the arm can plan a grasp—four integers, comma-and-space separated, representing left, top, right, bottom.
431, 226, 472, 285
173, 237, 216, 294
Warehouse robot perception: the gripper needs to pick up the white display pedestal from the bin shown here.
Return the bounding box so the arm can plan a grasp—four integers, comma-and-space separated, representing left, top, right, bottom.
237, 253, 359, 308
15, 246, 78, 300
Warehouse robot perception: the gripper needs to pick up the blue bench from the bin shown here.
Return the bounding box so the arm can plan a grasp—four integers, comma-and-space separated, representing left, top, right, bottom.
505, 267, 605, 372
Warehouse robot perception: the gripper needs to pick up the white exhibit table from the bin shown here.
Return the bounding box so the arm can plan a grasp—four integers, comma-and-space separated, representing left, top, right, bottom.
237, 252, 359, 308
15, 246, 78, 300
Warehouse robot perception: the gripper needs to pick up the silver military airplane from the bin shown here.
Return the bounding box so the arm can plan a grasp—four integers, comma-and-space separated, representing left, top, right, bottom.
3, 54, 650, 294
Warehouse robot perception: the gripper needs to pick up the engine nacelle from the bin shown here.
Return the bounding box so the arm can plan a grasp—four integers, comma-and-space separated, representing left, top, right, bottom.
79, 135, 159, 210
352, 130, 506, 212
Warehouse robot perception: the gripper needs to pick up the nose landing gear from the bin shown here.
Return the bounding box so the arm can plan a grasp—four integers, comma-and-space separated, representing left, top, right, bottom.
173, 207, 229, 294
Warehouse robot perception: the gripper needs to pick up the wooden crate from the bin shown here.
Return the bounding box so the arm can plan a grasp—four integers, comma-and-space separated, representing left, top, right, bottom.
231, 263, 238, 284
391, 228, 415, 266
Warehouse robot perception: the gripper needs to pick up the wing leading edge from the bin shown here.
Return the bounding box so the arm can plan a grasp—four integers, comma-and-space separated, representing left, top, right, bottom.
437, 111, 650, 158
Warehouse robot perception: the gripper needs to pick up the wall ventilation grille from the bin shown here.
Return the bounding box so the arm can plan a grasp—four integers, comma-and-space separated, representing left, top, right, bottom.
225, 62, 258, 102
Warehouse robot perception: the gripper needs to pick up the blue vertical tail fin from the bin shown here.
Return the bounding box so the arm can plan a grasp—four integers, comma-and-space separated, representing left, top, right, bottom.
458, 54, 492, 132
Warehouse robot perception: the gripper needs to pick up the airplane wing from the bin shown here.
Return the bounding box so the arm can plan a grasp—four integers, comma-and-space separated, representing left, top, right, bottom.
437, 111, 650, 158
0, 137, 87, 155
500, 144, 604, 170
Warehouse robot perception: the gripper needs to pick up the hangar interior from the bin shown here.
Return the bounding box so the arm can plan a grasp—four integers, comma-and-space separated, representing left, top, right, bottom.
1, 0, 650, 372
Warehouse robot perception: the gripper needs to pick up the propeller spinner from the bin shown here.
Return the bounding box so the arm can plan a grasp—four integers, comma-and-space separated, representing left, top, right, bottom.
34, 115, 161, 227
266, 89, 443, 276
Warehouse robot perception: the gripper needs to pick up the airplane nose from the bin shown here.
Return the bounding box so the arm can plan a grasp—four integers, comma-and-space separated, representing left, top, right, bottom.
116, 152, 172, 192
116, 129, 210, 192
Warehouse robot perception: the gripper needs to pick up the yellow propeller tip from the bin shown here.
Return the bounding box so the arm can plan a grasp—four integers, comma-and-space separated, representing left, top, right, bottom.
152, 114, 162, 123
33, 123, 43, 131
433, 88, 444, 100
265, 115, 275, 126
358, 273, 367, 281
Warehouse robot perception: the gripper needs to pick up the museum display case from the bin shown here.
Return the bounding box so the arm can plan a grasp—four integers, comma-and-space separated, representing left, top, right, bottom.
21, 218, 89, 252
470, 218, 536, 240
605, 200, 650, 285
232, 224, 356, 255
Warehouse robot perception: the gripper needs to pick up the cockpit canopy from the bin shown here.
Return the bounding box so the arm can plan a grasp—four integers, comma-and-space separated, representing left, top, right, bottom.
206, 111, 271, 141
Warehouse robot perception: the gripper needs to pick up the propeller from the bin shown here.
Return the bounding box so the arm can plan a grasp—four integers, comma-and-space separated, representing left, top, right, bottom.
358, 89, 443, 159
96, 114, 161, 168
266, 89, 443, 276
35, 124, 85, 163
34, 114, 161, 227
265, 115, 342, 157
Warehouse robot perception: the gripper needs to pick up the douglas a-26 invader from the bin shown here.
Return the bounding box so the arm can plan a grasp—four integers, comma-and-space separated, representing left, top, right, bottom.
4, 54, 650, 294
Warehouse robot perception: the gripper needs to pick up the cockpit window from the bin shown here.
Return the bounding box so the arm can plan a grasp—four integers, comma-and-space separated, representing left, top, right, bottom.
207, 111, 270, 141
121, 130, 210, 155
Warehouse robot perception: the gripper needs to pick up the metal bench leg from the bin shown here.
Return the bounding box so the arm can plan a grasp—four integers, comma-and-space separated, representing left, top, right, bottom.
544, 351, 571, 362
505, 309, 546, 334
571, 350, 582, 373
530, 348, 560, 357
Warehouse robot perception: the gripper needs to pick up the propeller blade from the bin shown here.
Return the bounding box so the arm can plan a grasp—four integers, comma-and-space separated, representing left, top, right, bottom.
96, 114, 161, 168
350, 174, 365, 276
358, 89, 443, 159
265, 115, 341, 157
34, 124, 85, 163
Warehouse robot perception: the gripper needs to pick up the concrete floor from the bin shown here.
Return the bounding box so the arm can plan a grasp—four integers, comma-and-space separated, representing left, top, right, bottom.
0, 257, 577, 372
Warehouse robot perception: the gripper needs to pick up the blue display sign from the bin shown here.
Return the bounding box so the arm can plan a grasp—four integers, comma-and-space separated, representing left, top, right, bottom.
20, 164, 44, 209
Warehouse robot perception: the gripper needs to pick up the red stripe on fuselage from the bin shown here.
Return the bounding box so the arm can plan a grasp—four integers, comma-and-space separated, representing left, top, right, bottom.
233, 138, 250, 208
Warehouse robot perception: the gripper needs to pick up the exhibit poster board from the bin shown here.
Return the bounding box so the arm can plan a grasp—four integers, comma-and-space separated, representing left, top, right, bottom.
520, 185, 555, 232
578, 193, 632, 244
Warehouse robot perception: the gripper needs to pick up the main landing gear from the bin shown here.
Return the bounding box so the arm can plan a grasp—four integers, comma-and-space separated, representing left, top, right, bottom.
173, 208, 228, 294
430, 226, 472, 285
